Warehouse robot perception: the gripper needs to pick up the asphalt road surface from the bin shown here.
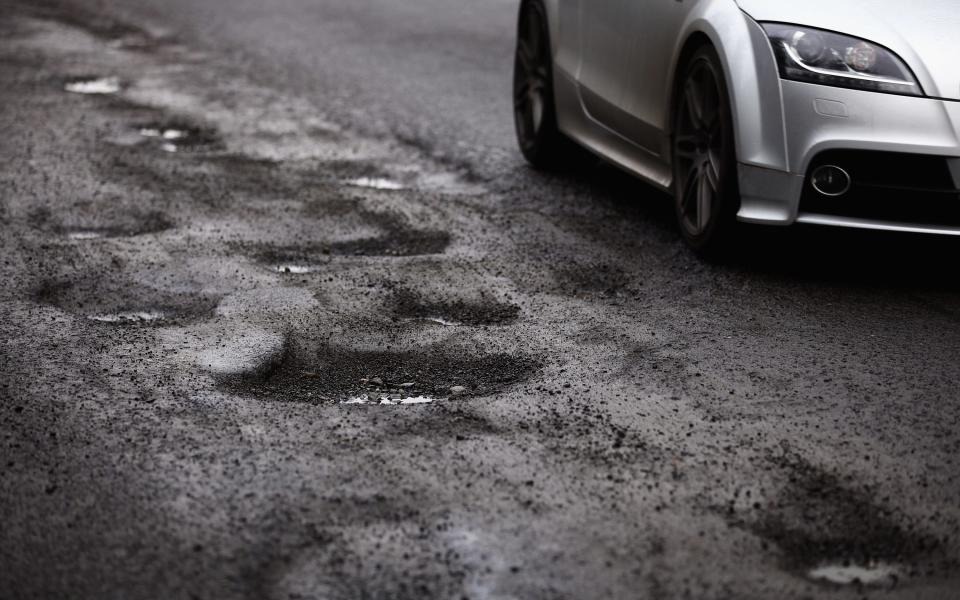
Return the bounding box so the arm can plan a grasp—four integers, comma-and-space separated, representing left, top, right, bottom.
2, 1, 960, 598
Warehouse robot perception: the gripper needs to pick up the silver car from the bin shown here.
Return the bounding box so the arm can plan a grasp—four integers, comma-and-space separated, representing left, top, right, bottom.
513, 0, 960, 254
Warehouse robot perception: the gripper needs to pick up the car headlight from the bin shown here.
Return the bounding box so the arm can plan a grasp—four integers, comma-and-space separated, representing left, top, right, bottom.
762, 23, 922, 96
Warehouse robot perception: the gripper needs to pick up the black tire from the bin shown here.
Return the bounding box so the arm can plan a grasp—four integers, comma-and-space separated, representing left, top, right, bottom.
513, 0, 571, 170
671, 45, 740, 258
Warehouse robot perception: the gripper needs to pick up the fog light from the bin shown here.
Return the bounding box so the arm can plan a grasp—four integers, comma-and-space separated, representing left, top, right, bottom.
811, 165, 851, 196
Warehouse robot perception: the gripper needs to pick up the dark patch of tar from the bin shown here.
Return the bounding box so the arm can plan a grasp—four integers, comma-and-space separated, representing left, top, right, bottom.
552, 260, 630, 298
241, 210, 451, 262
243, 525, 471, 600
33, 276, 220, 326
329, 230, 451, 258
390, 288, 519, 326
723, 454, 951, 579
218, 341, 539, 404
18, 0, 171, 51
380, 405, 499, 439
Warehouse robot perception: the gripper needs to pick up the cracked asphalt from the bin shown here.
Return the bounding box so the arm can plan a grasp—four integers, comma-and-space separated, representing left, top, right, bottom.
2, 1, 960, 598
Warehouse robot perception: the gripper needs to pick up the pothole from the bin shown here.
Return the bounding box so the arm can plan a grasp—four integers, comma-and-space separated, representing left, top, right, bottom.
135, 120, 221, 153
219, 343, 538, 405
55, 212, 174, 240
28, 2, 166, 51
245, 228, 450, 264
807, 561, 902, 587
244, 244, 331, 273
65, 230, 109, 241
345, 177, 406, 191
342, 394, 439, 406
64, 76, 121, 95
328, 227, 450, 257
723, 455, 949, 587
416, 318, 459, 327
87, 311, 167, 324
34, 277, 219, 326
391, 289, 520, 327
271, 264, 323, 275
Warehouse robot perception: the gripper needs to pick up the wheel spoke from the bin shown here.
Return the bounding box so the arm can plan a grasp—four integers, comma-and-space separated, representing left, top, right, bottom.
516, 75, 545, 107
514, 3, 556, 155
703, 149, 720, 192
684, 77, 704, 129
526, 12, 542, 60
697, 171, 712, 233
674, 59, 726, 238
517, 41, 535, 73
700, 76, 719, 130
680, 162, 700, 213
674, 133, 699, 160
514, 77, 530, 98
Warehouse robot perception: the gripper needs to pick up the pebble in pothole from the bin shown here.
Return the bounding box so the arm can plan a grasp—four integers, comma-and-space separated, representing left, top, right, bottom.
218, 343, 538, 405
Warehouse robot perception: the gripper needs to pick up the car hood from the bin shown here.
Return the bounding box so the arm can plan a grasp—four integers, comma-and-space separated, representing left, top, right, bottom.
737, 0, 960, 100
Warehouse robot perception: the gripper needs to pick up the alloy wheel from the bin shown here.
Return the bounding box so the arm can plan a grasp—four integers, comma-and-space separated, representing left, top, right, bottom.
513, 3, 550, 150
673, 59, 726, 238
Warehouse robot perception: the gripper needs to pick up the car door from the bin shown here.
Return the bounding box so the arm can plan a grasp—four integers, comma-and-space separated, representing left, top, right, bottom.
617, 0, 692, 156
575, 1, 633, 138
576, 0, 694, 156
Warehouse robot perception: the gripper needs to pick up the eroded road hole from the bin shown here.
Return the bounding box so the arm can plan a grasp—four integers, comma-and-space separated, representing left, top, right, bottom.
271, 264, 323, 275
64, 76, 122, 95
87, 311, 167, 324
391, 289, 519, 326
245, 229, 450, 266
35, 277, 219, 326
345, 177, 406, 191
807, 561, 903, 587
219, 343, 538, 405
56, 212, 173, 240
330, 229, 450, 257
724, 456, 949, 589
65, 229, 110, 241
343, 394, 439, 406
136, 120, 221, 153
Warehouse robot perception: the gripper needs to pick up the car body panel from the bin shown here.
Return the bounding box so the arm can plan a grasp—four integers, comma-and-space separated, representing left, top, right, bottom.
551, 0, 789, 188
536, 0, 960, 233
736, 0, 960, 101
576, 0, 691, 154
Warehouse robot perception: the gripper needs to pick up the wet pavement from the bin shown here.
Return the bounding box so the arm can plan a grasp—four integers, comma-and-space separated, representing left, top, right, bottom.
1, 1, 960, 599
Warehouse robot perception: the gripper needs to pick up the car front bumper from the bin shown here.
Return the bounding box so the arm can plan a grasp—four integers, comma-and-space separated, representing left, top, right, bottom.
737, 79, 960, 234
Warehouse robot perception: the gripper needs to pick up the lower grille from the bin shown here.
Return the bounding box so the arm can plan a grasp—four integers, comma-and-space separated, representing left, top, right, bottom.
799, 150, 960, 226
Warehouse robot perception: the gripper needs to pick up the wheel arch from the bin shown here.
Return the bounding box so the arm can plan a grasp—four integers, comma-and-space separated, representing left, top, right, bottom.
540, 0, 561, 53
666, 4, 789, 173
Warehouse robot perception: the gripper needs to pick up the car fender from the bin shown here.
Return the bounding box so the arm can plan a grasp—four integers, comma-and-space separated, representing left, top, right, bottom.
667, 2, 789, 173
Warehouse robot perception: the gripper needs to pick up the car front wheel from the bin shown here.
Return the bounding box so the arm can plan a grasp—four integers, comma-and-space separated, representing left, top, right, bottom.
513, 0, 570, 170
671, 45, 740, 257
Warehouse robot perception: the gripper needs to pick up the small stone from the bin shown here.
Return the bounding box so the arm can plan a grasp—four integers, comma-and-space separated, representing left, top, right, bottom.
399, 382, 415, 388
370, 377, 383, 385
449, 385, 467, 395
